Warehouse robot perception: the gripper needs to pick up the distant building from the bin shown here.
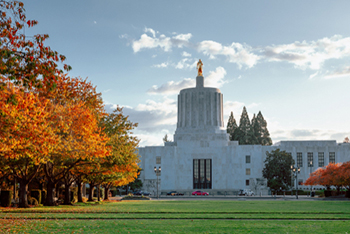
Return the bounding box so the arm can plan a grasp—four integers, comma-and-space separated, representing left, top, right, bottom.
138, 74, 350, 195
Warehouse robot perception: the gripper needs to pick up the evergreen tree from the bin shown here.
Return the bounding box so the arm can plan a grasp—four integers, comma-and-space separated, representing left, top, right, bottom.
250, 114, 259, 145
234, 106, 252, 145
226, 111, 238, 141
256, 111, 272, 145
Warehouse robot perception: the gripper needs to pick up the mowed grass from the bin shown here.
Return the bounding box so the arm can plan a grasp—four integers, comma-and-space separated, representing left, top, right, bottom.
1, 200, 350, 233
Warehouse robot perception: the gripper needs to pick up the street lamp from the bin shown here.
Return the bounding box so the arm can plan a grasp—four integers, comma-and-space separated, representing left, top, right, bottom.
154, 166, 161, 199
310, 161, 313, 196
291, 165, 300, 199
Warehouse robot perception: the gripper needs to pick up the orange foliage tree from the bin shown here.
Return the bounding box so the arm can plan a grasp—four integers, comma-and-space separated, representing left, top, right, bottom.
0, 81, 56, 207
39, 75, 108, 206
82, 107, 140, 201
304, 163, 342, 190
0, 0, 71, 90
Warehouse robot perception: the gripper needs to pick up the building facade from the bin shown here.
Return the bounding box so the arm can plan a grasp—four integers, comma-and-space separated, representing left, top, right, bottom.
138, 75, 350, 195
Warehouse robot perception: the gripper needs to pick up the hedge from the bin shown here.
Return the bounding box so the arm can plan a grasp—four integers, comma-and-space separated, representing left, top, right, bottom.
0, 190, 13, 207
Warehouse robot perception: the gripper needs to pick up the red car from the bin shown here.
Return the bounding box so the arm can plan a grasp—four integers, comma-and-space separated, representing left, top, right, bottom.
192, 190, 209, 196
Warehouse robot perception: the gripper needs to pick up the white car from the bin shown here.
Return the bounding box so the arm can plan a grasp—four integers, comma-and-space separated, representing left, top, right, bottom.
239, 189, 254, 196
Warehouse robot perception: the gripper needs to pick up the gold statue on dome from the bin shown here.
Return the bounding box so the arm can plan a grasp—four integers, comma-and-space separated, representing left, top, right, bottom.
197, 59, 203, 76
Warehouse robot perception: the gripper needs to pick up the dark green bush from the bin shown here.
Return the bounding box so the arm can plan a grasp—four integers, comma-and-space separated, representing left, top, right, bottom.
0, 190, 13, 207
31, 189, 41, 204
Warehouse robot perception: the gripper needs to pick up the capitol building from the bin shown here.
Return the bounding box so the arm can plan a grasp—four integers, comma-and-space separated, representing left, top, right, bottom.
138, 70, 350, 195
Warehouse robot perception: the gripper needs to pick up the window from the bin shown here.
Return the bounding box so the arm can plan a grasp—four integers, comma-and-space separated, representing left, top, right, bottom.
156, 156, 161, 164
318, 152, 324, 167
307, 152, 313, 167
246, 180, 250, 186
246, 155, 251, 164
193, 159, 211, 189
329, 152, 335, 164
298, 180, 303, 185
286, 152, 292, 157
246, 168, 251, 175
297, 152, 303, 167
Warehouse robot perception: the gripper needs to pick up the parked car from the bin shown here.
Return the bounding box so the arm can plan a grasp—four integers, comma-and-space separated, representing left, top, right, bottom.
166, 191, 184, 196
239, 189, 254, 196
133, 190, 151, 196
192, 190, 209, 196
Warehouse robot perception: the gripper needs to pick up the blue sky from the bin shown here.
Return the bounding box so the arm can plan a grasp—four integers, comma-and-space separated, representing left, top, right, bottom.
22, 1, 350, 146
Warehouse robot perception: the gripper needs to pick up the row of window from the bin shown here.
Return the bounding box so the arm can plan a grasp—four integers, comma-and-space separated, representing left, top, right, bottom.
296, 152, 335, 168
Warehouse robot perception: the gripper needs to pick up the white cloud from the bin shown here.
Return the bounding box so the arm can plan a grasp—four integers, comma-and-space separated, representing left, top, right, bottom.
132, 28, 192, 53
93, 21, 97, 24
263, 35, 350, 70
309, 71, 318, 79
147, 78, 195, 95
175, 58, 197, 70
324, 66, 350, 79
197, 41, 260, 68
205, 66, 227, 88
182, 51, 192, 57
152, 62, 169, 68
147, 67, 227, 95
144, 27, 156, 37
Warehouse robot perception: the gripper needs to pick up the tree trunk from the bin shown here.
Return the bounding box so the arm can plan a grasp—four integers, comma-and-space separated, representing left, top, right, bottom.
18, 179, 29, 208
77, 181, 83, 203
88, 182, 95, 201
103, 185, 110, 201
97, 185, 100, 202
63, 183, 71, 205
45, 181, 56, 206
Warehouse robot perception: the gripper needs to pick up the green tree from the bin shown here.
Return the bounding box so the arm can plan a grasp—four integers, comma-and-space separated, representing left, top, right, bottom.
262, 149, 295, 191
234, 106, 252, 145
256, 111, 272, 145
226, 111, 238, 141
250, 114, 259, 145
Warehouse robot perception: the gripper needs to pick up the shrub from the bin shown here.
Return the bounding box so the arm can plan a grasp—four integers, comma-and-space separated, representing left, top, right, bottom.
70, 187, 78, 203
31, 189, 42, 204
28, 197, 39, 206
0, 190, 13, 207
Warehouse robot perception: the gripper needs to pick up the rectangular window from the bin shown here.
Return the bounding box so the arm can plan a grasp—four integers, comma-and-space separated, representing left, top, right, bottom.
246, 168, 251, 175
193, 159, 212, 189
246, 155, 251, 164
156, 156, 161, 164
246, 180, 250, 186
329, 152, 335, 164
298, 179, 303, 185
297, 152, 303, 168
318, 152, 324, 167
307, 152, 313, 167
286, 152, 292, 157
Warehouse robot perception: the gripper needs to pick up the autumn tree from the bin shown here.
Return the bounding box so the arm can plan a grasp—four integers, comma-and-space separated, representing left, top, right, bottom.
262, 149, 295, 191
29, 73, 108, 206
304, 163, 342, 190
0, 0, 71, 90
98, 107, 140, 201
0, 82, 56, 207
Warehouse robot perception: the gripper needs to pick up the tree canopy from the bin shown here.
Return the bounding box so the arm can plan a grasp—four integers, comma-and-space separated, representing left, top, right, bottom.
262, 149, 295, 191
227, 107, 272, 145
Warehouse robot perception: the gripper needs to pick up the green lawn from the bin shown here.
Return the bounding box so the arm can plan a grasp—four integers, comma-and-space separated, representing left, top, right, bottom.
1, 200, 350, 233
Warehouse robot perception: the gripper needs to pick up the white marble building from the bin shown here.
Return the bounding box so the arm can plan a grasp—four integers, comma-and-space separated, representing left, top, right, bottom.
138, 75, 350, 195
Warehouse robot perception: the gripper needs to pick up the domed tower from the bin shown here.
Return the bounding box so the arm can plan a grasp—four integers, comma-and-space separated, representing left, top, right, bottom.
173, 63, 229, 147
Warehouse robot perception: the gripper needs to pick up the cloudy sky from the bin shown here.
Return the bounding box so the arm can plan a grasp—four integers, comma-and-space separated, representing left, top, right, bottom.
22, 1, 350, 146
